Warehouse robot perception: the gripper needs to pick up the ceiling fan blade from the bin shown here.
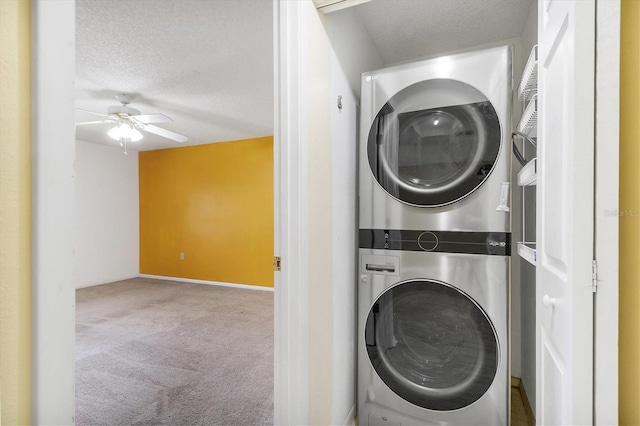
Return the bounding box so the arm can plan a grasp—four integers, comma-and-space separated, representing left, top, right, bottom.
142, 124, 188, 143
132, 113, 173, 124
75, 119, 116, 126
76, 108, 112, 118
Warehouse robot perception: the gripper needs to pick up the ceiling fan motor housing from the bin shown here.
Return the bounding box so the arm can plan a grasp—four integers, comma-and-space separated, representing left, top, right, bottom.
109, 93, 140, 116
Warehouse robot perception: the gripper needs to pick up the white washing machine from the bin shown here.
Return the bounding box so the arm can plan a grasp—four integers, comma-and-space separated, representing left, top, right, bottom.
357, 230, 510, 425
359, 46, 512, 232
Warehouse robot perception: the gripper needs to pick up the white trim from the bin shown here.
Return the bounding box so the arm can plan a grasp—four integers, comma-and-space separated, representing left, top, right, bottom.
341, 405, 356, 426
76, 275, 139, 289
273, 0, 310, 424
594, 0, 620, 423
138, 274, 275, 292
314, 0, 371, 14
31, 1, 76, 423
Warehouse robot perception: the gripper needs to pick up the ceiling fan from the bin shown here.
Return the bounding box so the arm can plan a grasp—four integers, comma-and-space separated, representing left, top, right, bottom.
76, 93, 188, 153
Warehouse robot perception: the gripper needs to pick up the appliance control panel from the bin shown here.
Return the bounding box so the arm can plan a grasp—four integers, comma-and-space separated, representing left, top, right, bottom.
359, 229, 511, 256
361, 254, 400, 276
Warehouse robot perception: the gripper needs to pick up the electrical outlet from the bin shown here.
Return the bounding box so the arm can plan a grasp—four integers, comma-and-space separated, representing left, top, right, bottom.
180, 252, 185, 260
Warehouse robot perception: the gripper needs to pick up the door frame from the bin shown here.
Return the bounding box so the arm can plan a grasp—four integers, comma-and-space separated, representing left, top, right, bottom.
593, 1, 620, 423
273, 0, 310, 424
30, 1, 76, 423
29, 0, 619, 423
30, 0, 304, 424
534, 0, 619, 423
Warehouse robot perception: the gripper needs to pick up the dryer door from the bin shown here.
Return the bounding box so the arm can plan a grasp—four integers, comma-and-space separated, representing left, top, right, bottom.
364, 279, 499, 411
367, 79, 501, 207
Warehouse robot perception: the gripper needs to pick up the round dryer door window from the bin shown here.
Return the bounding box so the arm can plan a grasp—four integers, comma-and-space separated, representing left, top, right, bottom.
367, 79, 501, 207
364, 280, 499, 411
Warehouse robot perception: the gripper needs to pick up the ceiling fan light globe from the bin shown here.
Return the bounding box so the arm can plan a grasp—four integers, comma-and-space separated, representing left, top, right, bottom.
107, 122, 144, 142
107, 124, 125, 140
130, 128, 143, 142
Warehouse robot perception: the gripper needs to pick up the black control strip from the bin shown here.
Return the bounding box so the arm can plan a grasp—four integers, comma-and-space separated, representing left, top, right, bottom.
359, 229, 511, 256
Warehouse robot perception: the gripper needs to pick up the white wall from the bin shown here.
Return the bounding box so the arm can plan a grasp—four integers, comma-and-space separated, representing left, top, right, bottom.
75, 140, 139, 288
325, 8, 384, 98
325, 8, 384, 426
328, 66, 357, 425
274, 2, 383, 424
509, 31, 531, 382
306, 4, 333, 423
517, 0, 538, 411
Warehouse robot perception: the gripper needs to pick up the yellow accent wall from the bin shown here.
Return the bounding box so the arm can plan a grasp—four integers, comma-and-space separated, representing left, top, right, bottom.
139, 137, 274, 287
620, 0, 640, 424
0, 0, 31, 423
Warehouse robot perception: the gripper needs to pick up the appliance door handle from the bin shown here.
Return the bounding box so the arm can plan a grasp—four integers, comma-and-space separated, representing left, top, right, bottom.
365, 264, 396, 273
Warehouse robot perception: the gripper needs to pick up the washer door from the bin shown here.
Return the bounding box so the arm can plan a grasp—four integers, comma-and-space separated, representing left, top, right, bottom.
367, 79, 501, 207
365, 280, 499, 411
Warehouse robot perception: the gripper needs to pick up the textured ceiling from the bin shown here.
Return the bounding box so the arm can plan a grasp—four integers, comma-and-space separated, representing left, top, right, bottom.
76, 0, 532, 152
75, 0, 274, 151
354, 0, 533, 65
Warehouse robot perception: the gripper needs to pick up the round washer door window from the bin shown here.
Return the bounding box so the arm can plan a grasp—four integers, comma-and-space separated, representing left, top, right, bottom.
367, 79, 501, 207
365, 280, 499, 411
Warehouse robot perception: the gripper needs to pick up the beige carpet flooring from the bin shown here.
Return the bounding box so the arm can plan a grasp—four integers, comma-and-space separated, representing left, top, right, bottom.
76, 277, 274, 426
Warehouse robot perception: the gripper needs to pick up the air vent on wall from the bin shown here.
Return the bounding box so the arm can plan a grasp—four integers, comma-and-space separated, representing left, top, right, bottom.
313, 0, 371, 14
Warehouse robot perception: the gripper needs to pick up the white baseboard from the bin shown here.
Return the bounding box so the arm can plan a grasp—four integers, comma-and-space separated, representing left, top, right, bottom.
76, 275, 140, 289
138, 274, 274, 292
342, 405, 356, 426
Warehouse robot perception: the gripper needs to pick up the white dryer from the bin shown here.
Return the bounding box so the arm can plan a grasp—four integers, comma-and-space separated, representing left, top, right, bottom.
359, 46, 512, 232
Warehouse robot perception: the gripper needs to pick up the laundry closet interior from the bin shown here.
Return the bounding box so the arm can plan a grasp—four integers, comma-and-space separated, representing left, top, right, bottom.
311, 0, 539, 424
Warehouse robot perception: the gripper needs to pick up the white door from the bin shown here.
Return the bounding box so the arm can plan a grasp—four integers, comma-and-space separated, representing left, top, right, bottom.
536, 0, 595, 424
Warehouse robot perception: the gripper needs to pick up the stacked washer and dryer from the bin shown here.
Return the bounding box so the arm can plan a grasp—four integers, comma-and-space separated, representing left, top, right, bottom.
357, 46, 512, 425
